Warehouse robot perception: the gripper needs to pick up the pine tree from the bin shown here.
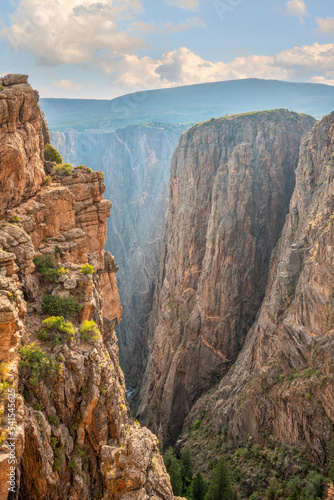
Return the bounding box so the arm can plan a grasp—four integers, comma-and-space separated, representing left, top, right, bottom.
163, 446, 176, 471
191, 472, 207, 500
287, 487, 299, 500
169, 457, 183, 496
181, 448, 194, 482
205, 457, 234, 500
266, 479, 279, 500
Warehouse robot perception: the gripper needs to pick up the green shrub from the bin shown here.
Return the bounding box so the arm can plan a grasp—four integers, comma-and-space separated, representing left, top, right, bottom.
42, 294, 81, 318
54, 163, 73, 176
19, 344, 59, 385
8, 214, 20, 224
193, 420, 200, 430
80, 263, 94, 275
53, 446, 65, 471
42, 175, 53, 186
44, 144, 63, 164
33, 402, 42, 411
33, 254, 67, 282
48, 414, 61, 426
68, 459, 80, 475
38, 316, 75, 346
0, 86, 5, 91
80, 320, 100, 344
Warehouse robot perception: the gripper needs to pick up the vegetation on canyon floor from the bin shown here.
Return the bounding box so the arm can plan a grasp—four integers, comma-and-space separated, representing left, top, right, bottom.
163, 431, 334, 499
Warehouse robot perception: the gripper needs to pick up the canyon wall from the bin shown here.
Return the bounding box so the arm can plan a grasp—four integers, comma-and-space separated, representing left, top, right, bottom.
0, 75, 178, 500
51, 125, 186, 382
180, 111, 334, 469
138, 110, 316, 444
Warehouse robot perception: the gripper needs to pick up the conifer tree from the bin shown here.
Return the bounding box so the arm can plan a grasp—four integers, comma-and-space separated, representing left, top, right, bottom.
287, 487, 299, 500
205, 457, 234, 500
181, 448, 194, 481
169, 457, 183, 496
191, 472, 207, 500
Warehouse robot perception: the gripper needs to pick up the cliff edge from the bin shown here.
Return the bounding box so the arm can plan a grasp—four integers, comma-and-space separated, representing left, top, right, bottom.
0, 75, 177, 500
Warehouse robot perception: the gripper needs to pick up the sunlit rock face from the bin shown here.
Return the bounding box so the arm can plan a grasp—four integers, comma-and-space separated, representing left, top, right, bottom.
0, 75, 178, 500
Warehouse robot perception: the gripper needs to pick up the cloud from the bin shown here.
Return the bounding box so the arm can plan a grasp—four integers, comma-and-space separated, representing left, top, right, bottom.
52, 79, 84, 91
128, 16, 205, 35
310, 76, 334, 86
316, 17, 334, 36
284, 0, 307, 22
165, 0, 199, 11
1, 0, 145, 65
100, 43, 334, 92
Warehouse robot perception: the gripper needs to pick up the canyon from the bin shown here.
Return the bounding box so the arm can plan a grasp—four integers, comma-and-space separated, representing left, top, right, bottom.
137, 110, 316, 444
0, 75, 181, 500
50, 124, 186, 382
179, 110, 334, 462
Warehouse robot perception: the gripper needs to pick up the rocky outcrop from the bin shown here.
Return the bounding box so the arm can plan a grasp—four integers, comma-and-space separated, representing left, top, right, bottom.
0, 76, 177, 500
138, 110, 316, 444
180, 112, 334, 468
0, 74, 45, 213
50, 124, 186, 382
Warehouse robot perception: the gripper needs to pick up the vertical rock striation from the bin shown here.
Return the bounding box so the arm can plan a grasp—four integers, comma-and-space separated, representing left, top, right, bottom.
181, 111, 334, 466
0, 76, 179, 500
139, 110, 316, 444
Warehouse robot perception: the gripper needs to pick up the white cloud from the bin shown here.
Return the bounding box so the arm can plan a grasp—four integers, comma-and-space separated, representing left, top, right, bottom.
310, 76, 334, 86
165, 0, 199, 11
1, 0, 145, 65
128, 16, 205, 35
316, 17, 334, 36
101, 43, 334, 92
52, 79, 84, 91
276, 43, 334, 72
284, 0, 307, 22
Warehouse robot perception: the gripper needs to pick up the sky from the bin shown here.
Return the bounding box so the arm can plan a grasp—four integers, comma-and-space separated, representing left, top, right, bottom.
0, 0, 333, 99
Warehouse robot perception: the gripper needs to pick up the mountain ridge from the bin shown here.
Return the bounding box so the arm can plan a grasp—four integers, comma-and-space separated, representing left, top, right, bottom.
41, 78, 334, 132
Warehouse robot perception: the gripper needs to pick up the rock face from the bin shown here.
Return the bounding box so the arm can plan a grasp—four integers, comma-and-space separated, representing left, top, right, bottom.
181, 111, 334, 467
0, 74, 45, 212
50, 124, 186, 381
0, 76, 177, 500
138, 110, 316, 444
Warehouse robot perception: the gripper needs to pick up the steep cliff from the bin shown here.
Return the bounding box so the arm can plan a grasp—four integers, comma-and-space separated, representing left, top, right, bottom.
50, 124, 186, 382
0, 75, 178, 500
179, 112, 334, 487
138, 110, 316, 444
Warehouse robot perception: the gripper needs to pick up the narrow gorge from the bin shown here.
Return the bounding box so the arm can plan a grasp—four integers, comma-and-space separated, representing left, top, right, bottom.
51, 125, 186, 382
0, 75, 181, 500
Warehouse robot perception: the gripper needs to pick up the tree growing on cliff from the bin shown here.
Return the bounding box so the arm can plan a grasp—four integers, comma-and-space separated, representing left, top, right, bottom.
205, 457, 234, 500
44, 143, 62, 164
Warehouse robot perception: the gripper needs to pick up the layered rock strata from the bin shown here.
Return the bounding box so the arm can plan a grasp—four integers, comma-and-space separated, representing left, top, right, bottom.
139, 110, 316, 444
0, 75, 177, 500
180, 111, 334, 467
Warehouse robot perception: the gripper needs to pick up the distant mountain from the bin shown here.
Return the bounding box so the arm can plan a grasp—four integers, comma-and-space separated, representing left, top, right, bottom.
41, 78, 334, 132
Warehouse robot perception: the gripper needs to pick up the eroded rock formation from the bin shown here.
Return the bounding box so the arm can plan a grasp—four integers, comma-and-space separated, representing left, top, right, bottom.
180, 112, 334, 468
0, 75, 178, 500
139, 110, 316, 444
50, 124, 186, 382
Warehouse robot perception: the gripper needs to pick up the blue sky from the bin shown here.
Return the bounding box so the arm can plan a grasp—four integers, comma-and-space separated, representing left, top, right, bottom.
0, 0, 333, 98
